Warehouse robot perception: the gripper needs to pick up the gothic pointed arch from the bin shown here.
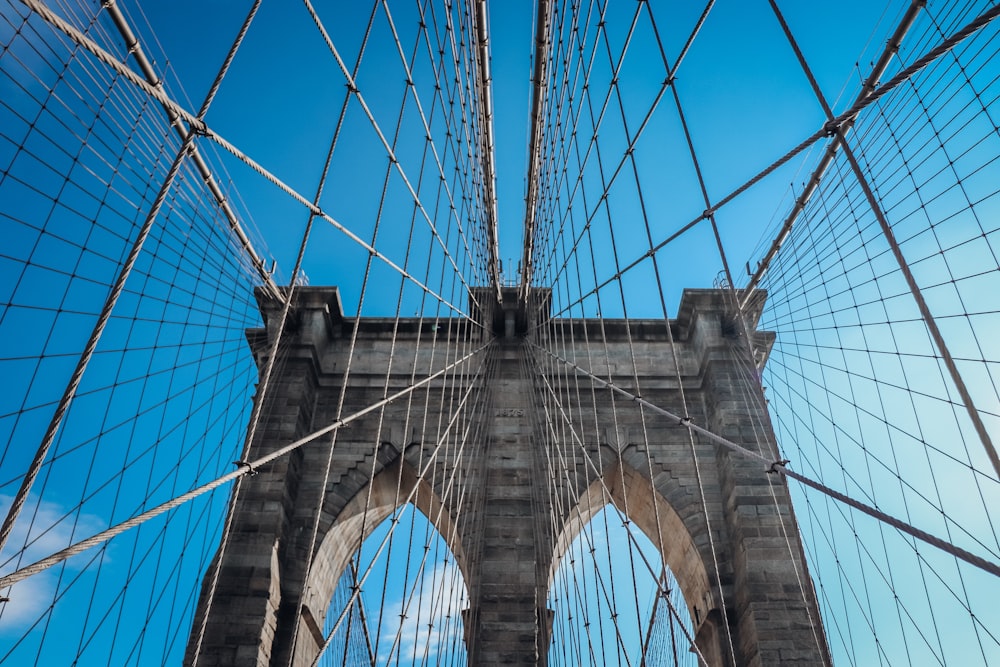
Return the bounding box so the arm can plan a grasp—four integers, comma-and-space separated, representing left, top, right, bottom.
292, 457, 469, 666
549, 461, 721, 663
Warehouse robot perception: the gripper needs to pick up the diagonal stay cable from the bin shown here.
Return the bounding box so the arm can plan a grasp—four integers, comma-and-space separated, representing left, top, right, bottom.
765, 0, 1000, 481
0, 342, 489, 591
0, 0, 262, 557
310, 346, 491, 666
528, 336, 713, 667
300, 0, 482, 313
381, 0, 489, 292
18, 0, 480, 325
535, 0, 717, 293
189, 6, 385, 660
101, 0, 280, 300
740, 0, 925, 308
530, 341, 1000, 580
540, 0, 1000, 323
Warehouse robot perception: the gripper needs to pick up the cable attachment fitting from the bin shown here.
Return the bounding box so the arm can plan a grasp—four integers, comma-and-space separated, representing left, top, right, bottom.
233, 460, 258, 476
767, 458, 791, 474
823, 120, 840, 137
678, 416, 692, 427
188, 119, 209, 137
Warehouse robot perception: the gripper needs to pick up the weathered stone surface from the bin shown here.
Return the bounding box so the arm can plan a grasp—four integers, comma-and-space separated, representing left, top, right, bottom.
186, 287, 830, 666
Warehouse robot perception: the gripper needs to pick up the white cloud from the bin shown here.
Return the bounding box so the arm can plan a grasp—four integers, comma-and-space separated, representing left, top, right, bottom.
0, 494, 106, 628
377, 560, 468, 665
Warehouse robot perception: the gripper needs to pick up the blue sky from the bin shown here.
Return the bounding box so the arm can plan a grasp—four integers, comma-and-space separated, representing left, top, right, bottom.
1, 0, 999, 665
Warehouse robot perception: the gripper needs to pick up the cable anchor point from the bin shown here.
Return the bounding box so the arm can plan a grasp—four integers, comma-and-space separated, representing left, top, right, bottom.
233, 460, 258, 476
767, 458, 791, 474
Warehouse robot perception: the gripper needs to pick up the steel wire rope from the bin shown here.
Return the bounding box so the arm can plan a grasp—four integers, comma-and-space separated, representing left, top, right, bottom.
0, 7, 180, 214
0, 94, 196, 564
0, 13, 266, 656
0, 340, 264, 549
0, 0, 262, 566
535, 315, 583, 666
804, 107, 1000, 660
531, 340, 1000, 577
726, 313, 841, 661
0, 337, 489, 593
759, 344, 999, 552
19, 0, 479, 324
365, 16, 497, 646
752, 28, 1000, 656
535, 40, 652, 659
651, 2, 829, 654
874, 15, 1000, 548
0, 343, 260, 659
759, 177, 881, 666
309, 351, 490, 666
528, 344, 709, 666
532, 331, 611, 666
67, 182, 249, 663
764, 197, 933, 664
538, 3, 1000, 324
385, 0, 492, 291
579, 7, 703, 655
256, 2, 407, 660
0, 332, 258, 498
300, 0, 484, 316
763, 354, 1000, 660
823, 105, 986, 661
0, 20, 185, 480
336, 235, 484, 657
546, 150, 624, 667
529, 345, 690, 601
418, 0, 491, 288
767, 0, 1000, 485
318, 44, 493, 656
542, 25, 741, 656
608, 5, 764, 659
535, 0, 716, 297
4, 0, 267, 655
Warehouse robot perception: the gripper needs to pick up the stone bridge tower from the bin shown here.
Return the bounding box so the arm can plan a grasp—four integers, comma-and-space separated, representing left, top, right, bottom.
186, 286, 830, 666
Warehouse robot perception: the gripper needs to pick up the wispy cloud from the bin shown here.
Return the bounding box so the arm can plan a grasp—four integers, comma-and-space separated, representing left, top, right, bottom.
0, 494, 105, 628
377, 560, 468, 665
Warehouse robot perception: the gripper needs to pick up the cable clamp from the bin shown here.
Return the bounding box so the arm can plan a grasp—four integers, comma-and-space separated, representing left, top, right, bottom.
678, 416, 692, 427
233, 460, 258, 476
823, 120, 840, 137
767, 458, 791, 474
189, 120, 209, 137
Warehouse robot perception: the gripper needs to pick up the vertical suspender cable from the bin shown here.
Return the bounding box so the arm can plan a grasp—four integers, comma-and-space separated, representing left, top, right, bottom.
766, 0, 1000, 481
0, 0, 261, 556
741, 0, 925, 309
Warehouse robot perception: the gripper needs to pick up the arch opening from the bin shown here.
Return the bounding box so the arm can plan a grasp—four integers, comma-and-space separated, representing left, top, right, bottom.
548, 463, 722, 665
547, 504, 697, 667
302, 460, 469, 667
318, 505, 469, 667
